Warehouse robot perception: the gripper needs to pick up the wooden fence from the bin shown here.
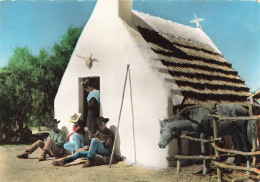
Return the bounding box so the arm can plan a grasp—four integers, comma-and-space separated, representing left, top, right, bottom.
169, 111, 260, 182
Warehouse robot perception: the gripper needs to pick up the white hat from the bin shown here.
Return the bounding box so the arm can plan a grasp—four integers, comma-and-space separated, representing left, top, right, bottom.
69, 113, 82, 123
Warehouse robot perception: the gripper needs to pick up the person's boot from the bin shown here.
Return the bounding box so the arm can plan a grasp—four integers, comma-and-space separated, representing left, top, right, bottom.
82, 158, 94, 168
103, 154, 114, 164
17, 150, 29, 159
51, 160, 65, 166
38, 150, 47, 161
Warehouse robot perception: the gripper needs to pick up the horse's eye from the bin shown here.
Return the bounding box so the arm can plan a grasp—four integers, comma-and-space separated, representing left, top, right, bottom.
160, 130, 162, 134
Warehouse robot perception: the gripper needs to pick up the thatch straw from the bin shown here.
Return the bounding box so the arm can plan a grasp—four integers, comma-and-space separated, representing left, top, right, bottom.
157, 54, 234, 73
149, 43, 234, 73
137, 26, 250, 104
168, 70, 245, 84
165, 77, 247, 89
167, 66, 243, 83
174, 45, 227, 63
182, 94, 248, 105
151, 47, 232, 68
161, 33, 219, 55
161, 58, 238, 76
180, 85, 249, 96
175, 80, 249, 92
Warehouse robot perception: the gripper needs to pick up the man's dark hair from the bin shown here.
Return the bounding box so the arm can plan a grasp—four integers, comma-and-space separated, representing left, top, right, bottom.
81, 78, 97, 89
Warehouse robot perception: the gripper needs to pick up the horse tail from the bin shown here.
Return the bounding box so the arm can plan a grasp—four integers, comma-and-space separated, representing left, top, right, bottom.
247, 120, 257, 146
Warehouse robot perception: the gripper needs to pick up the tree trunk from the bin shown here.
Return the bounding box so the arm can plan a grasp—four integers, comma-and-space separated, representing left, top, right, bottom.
16, 118, 24, 132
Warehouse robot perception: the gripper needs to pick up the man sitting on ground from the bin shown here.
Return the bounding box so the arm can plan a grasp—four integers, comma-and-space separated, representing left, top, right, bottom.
52, 117, 114, 167
17, 119, 66, 161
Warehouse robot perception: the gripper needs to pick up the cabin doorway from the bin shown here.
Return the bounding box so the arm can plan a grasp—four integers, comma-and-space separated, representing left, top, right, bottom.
78, 77, 100, 122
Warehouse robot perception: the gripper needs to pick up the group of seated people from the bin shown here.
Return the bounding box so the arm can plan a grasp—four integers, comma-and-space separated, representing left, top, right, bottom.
17, 78, 116, 167
17, 116, 115, 168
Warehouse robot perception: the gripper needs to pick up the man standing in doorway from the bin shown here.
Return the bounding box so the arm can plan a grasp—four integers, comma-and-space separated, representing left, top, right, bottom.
81, 78, 100, 139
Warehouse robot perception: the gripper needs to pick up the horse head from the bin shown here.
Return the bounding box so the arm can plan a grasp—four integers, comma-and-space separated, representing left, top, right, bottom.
158, 119, 179, 148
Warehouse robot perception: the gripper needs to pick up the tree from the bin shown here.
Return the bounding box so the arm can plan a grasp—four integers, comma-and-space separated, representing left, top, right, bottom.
0, 26, 83, 135
0, 68, 16, 130
0, 47, 38, 131
33, 26, 83, 126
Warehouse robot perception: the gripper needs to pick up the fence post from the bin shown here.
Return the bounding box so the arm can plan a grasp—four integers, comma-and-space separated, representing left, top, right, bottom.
176, 137, 182, 174
249, 100, 257, 167
213, 117, 222, 182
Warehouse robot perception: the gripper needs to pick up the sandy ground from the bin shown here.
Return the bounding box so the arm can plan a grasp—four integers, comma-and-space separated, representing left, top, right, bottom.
0, 145, 258, 182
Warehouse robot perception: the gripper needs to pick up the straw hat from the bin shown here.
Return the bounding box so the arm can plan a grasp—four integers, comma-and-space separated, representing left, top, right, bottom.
69, 113, 82, 123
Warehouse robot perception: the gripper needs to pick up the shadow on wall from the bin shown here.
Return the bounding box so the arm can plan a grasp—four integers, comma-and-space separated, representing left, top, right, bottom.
61, 126, 69, 136
109, 125, 121, 155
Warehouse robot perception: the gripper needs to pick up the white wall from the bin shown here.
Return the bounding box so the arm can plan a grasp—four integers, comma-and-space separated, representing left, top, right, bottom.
55, 0, 180, 169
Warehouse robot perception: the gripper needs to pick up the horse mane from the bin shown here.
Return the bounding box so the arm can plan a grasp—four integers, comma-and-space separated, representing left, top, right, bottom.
164, 103, 250, 124
162, 105, 213, 123
176, 104, 214, 117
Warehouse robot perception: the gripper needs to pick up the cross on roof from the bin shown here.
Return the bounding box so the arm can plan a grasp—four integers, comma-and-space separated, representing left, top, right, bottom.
190, 14, 205, 29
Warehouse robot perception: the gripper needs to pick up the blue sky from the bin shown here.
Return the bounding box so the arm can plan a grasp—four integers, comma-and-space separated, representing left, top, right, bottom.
0, 0, 259, 92
0, 1, 96, 66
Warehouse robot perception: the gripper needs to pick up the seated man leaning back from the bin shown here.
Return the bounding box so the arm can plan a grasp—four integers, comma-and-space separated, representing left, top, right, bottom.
17, 119, 66, 161
64, 113, 86, 153
52, 117, 114, 167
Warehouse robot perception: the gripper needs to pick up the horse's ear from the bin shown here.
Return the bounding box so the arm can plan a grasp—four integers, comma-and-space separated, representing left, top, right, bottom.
159, 119, 164, 127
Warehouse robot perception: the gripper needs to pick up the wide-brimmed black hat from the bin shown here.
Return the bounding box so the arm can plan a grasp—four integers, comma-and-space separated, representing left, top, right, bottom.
49, 119, 60, 127
96, 117, 109, 125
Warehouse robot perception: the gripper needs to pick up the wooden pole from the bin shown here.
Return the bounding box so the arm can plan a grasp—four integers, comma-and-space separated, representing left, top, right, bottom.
211, 143, 260, 156
108, 65, 130, 168
176, 108, 182, 174
213, 117, 222, 182
249, 99, 257, 167
213, 161, 260, 175
128, 66, 137, 164
167, 154, 236, 161
180, 134, 222, 143
174, 155, 217, 160
209, 114, 260, 121
176, 137, 182, 174
176, 160, 181, 174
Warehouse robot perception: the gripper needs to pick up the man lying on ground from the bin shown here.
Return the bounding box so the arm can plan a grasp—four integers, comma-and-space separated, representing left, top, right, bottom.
52, 117, 114, 168
17, 119, 66, 161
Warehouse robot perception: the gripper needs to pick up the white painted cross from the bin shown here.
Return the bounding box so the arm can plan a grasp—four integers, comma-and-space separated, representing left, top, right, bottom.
190, 14, 205, 29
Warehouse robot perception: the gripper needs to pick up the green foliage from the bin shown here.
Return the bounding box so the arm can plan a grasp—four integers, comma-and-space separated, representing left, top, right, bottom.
0, 26, 83, 131
0, 48, 37, 130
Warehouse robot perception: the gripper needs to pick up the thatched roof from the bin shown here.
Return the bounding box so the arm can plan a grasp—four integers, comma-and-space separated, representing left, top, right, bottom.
136, 25, 250, 106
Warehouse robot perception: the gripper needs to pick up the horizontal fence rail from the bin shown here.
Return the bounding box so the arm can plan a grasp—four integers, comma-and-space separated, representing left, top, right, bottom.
213, 161, 260, 176
209, 114, 260, 121
211, 143, 260, 156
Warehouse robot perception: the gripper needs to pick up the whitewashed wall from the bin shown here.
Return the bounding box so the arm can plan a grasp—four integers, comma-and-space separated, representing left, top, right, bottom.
54, 0, 177, 169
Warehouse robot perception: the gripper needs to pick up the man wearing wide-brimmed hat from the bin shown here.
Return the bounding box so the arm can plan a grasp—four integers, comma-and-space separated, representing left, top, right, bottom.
17, 119, 66, 161
52, 117, 114, 167
64, 113, 86, 153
